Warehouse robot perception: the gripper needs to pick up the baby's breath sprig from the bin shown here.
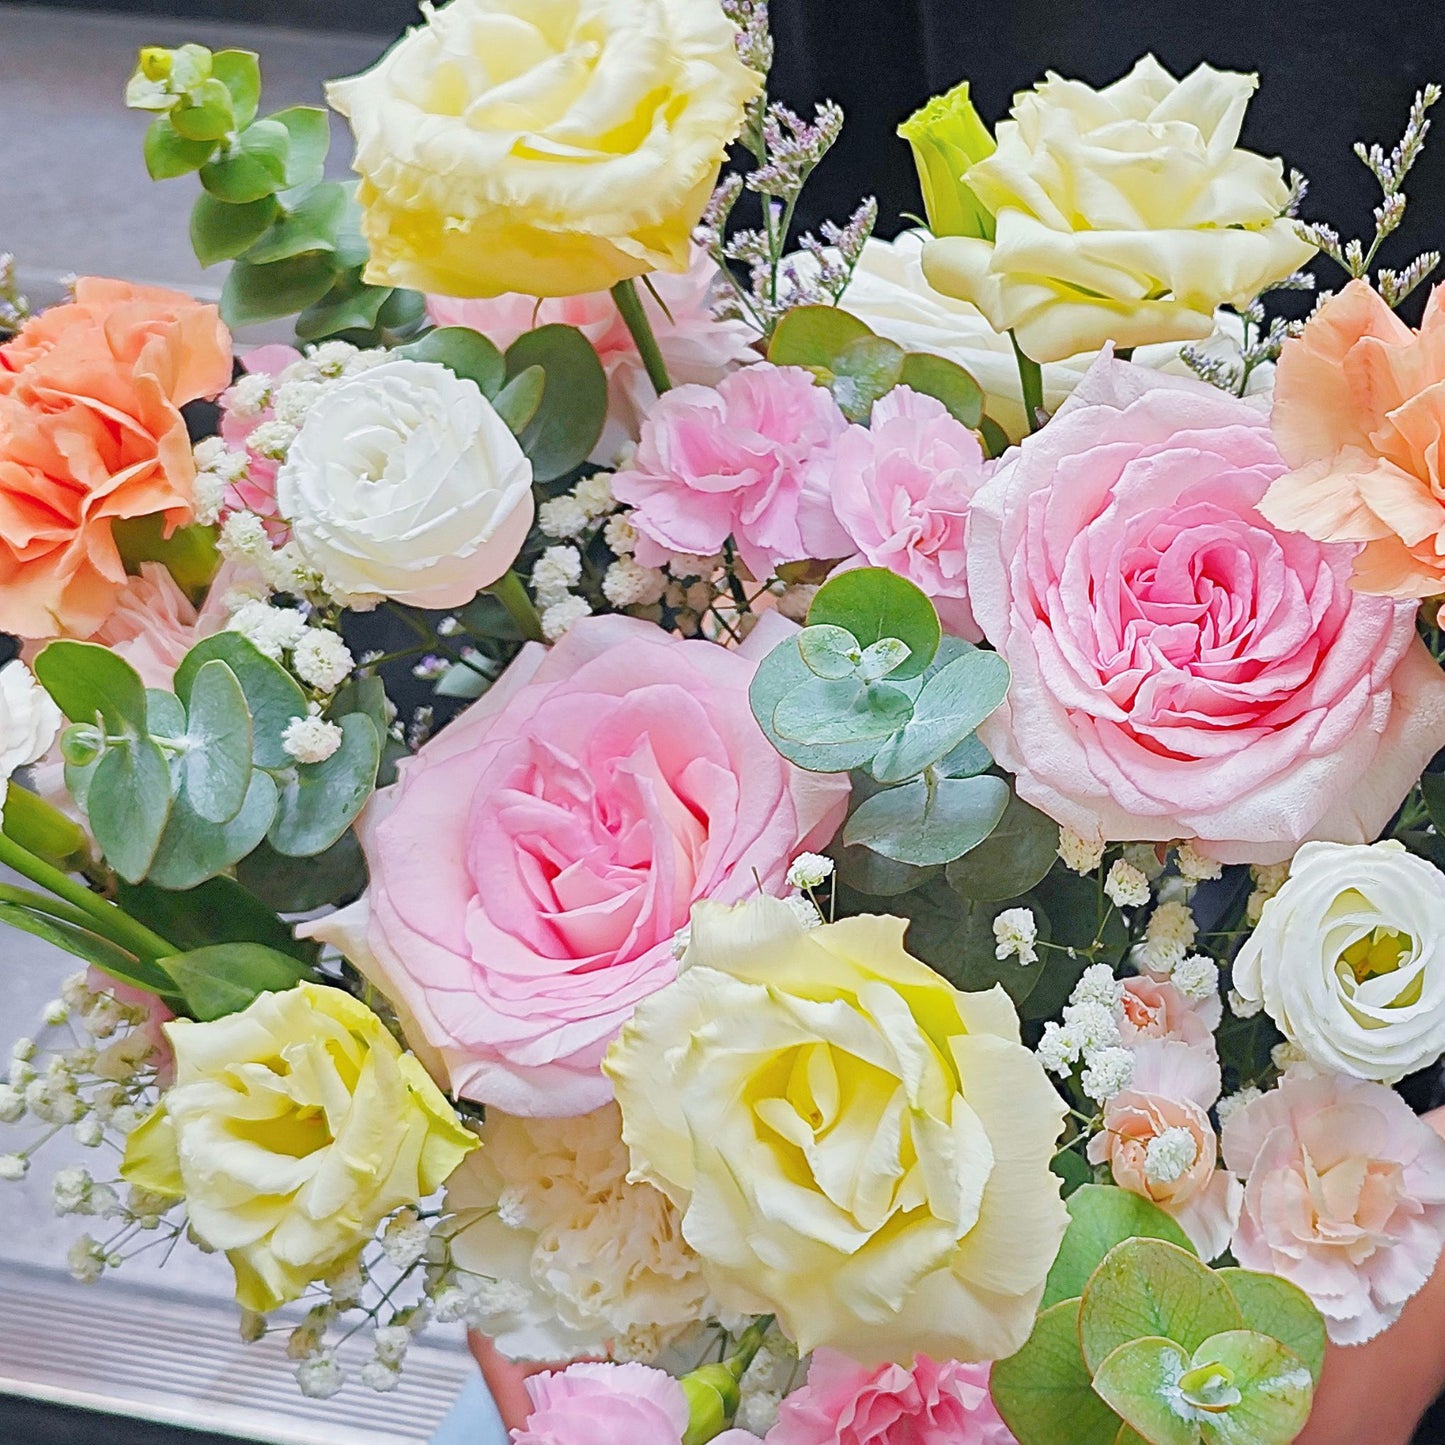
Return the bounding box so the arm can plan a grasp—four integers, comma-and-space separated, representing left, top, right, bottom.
0, 253, 31, 338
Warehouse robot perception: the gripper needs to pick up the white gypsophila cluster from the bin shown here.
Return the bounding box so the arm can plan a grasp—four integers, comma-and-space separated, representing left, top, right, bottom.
736, 1329, 799, 1434
1246, 860, 1291, 926
191, 437, 249, 526
1080, 1046, 1135, 1104
783, 893, 824, 930
1272, 1041, 1308, 1072
1104, 858, 1151, 909
787, 853, 835, 891
992, 907, 1038, 966
541, 595, 593, 642
1072, 963, 1124, 1010
1037, 970, 1132, 1100
1215, 1086, 1263, 1130
228, 600, 308, 660
531, 545, 583, 608
440, 1104, 715, 1362
227, 371, 274, 420
1135, 899, 1198, 976
292, 629, 354, 694
539, 496, 590, 539
1172, 954, 1220, 1002
282, 709, 344, 765
1143, 1126, 1200, 1185
1058, 826, 1106, 875
603, 557, 668, 609
603, 512, 638, 556
1174, 841, 1223, 885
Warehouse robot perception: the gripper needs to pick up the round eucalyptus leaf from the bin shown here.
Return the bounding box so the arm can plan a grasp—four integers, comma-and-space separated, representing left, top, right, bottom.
748, 639, 881, 774
947, 788, 1058, 901
148, 770, 279, 891
870, 646, 1010, 783
268, 713, 381, 857
843, 774, 1009, 867
798, 623, 863, 680
176, 633, 307, 770
808, 568, 940, 679
503, 324, 607, 481
398, 326, 505, 398
773, 677, 913, 745
181, 660, 253, 825
87, 739, 173, 884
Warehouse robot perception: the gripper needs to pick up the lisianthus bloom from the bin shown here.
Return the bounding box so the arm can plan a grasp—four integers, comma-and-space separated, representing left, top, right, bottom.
428, 245, 756, 462
612, 364, 851, 580
606, 897, 1068, 1365
1087, 1039, 1240, 1261
1222, 1068, 1445, 1344
1233, 840, 1445, 1084
767, 1350, 1016, 1445
828, 387, 987, 640
306, 614, 848, 1116
920, 56, 1315, 363
1117, 975, 1220, 1049
1261, 280, 1445, 597
443, 1103, 712, 1361
966, 357, 1445, 863
120, 982, 476, 1313
328, 0, 760, 299
0, 278, 231, 637
514, 1361, 761, 1445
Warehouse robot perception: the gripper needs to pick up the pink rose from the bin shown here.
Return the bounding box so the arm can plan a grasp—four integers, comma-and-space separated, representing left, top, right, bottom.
1222, 1068, 1445, 1344
514, 1361, 760, 1445
828, 387, 987, 640
1087, 1040, 1240, 1261
612, 364, 851, 581
766, 1350, 1015, 1445
966, 357, 1445, 864
310, 614, 849, 1116
1118, 975, 1220, 1048
429, 246, 756, 462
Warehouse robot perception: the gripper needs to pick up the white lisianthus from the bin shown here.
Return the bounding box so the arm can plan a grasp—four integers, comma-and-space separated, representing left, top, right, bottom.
1233, 840, 1445, 1083
275, 359, 534, 610
919, 56, 1316, 363
0, 661, 61, 798
443, 1104, 713, 1361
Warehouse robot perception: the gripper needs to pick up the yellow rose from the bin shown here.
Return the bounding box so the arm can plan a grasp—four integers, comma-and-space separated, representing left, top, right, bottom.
121, 982, 477, 1313
920, 55, 1316, 363
604, 898, 1068, 1365
327, 0, 761, 299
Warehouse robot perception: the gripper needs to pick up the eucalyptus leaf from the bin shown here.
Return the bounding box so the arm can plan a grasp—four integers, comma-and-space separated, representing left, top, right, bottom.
236, 832, 368, 914
163, 942, 314, 1023
856, 637, 912, 683
244, 181, 348, 265
176, 633, 307, 769
748, 639, 882, 773
112, 514, 219, 599
767, 304, 875, 369
947, 788, 1058, 901
832, 843, 941, 897
1182, 1331, 1314, 1445
145, 689, 187, 739
88, 740, 173, 884
773, 677, 913, 745
180, 660, 253, 825
843, 773, 1009, 867
829, 335, 906, 422
1215, 1270, 1326, 1384
798, 624, 865, 679
1089, 1338, 1197, 1445
808, 568, 939, 680
399, 326, 505, 398
898, 351, 984, 428
268, 713, 380, 857
936, 732, 993, 778
492, 364, 546, 434
295, 268, 391, 341
34, 641, 147, 735
148, 771, 279, 891
503, 325, 607, 481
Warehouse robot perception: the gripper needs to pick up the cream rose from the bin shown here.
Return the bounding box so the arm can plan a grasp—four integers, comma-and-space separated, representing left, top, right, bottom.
1233, 841, 1445, 1083
605, 897, 1068, 1366
328, 0, 761, 298
920, 56, 1316, 363
0, 660, 61, 790
274, 358, 534, 609
121, 982, 477, 1313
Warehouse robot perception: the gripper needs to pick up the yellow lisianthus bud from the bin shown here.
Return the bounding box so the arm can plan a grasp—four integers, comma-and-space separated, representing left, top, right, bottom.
898, 81, 997, 240
680, 1365, 740, 1444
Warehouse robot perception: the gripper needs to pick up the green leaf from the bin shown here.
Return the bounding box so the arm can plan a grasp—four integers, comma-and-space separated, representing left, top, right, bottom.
145, 688, 187, 739
898, 351, 985, 428
179, 660, 253, 824
112, 514, 219, 600
492, 365, 546, 434
1079, 1239, 1244, 1374
798, 623, 865, 679
937, 732, 994, 778
272, 106, 330, 189
832, 843, 941, 897
947, 787, 1059, 901
210, 50, 261, 129
1042, 1185, 1197, 1310
191, 191, 279, 268
88, 740, 173, 883
1089, 1337, 1199, 1445
749, 632, 883, 773
163, 942, 314, 1022
1187, 1331, 1314, 1445
144, 114, 218, 179
170, 77, 235, 142
148, 771, 279, 891
1216, 1270, 1326, 1384
199, 117, 290, 203
808, 568, 940, 680
503, 325, 608, 481
990, 1299, 1124, 1445
0, 902, 178, 1003
175, 633, 307, 769
236, 832, 368, 915
294, 269, 392, 341
221, 253, 340, 329
118, 876, 313, 964
768, 304, 876, 369
869, 645, 1009, 783
268, 713, 380, 857
399, 326, 506, 398
829, 335, 906, 422
1052, 1145, 1094, 1198
844, 774, 1009, 867
34, 641, 147, 734
773, 677, 913, 745
244, 181, 348, 264
979, 414, 1011, 458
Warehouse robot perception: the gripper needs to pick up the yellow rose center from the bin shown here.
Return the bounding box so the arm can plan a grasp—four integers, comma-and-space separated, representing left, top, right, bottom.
1339, 927, 1415, 987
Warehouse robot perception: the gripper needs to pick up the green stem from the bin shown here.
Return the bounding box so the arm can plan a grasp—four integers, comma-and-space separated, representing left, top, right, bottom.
488, 569, 545, 644
1010, 330, 1045, 433
610, 278, 673, 395
0, 883, 108, 935
0, 831, 175, 962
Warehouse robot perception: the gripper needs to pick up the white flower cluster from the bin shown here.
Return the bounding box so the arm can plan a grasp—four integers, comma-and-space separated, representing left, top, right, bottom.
282, 707, 345, 765
1037, 964, 1134, 1103
1135, 899, 1198, 976
1104, 858, 1151, 909
217, 513, 322, 599
735, 1330, 800, 1435
191, 437, 250, 526
993, 907, 1038, 966
1058, 826, 1106, 875
221, 596, 355, 700
786, 852, 835, 891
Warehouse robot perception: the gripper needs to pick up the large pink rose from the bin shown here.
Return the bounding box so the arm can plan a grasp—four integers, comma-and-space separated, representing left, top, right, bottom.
310, 615, 849, 1117
966, 357, 1445, 863
766, 1350, 1015, 1445
611, 364, 851, 581
1222, 1069, 1445, 1344
828, 387, 988, 640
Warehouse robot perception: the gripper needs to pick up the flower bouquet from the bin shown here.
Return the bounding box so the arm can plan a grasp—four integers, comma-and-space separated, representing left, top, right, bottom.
6, 3, 1445, 1442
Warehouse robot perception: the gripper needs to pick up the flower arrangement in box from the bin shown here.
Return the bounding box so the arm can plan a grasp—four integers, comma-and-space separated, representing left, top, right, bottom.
5, 4, 1445, 1442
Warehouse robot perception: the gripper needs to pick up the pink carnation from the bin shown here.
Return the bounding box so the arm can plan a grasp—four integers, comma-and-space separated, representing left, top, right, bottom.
766, 1350, 1015, 1445
828, 387, 987, 640
1222, 1068, 1445, 1344
429, 246, 756, 461
308, 614, 849, 1116
611, 364, 851, 581
514, 1361, 760, 1445
89, 562, 237, 689
966, 357, 1445, 864
1118, 975, 1220, 1048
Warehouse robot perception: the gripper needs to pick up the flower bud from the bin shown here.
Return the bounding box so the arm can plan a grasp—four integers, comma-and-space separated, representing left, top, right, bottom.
898, 81, 997, 239
60, 724, 105, 768
680, 1364, 741, 1445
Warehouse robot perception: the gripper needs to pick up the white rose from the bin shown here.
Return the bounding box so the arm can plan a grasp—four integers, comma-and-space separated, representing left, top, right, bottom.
275, 359, 534, 609
920, 56, 1316, 363
1233, 840, 1445, 1083
0, 661, 62, 811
